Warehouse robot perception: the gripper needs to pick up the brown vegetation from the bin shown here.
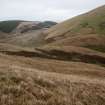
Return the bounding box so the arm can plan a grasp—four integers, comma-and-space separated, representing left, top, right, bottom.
0, 5, 105, 105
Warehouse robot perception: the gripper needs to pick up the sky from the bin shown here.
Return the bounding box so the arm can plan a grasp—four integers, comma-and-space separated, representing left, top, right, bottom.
0, 0, 105, 22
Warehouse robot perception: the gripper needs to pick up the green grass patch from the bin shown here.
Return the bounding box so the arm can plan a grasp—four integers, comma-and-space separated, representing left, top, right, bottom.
71, 12, 105, 35
0, 20, 22, 33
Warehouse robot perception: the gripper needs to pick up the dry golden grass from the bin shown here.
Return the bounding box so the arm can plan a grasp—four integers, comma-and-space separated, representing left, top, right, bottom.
0, 44, 105, 78
0, 63, 105, 105
45, 34, 105, 47
0, 43, 104, 105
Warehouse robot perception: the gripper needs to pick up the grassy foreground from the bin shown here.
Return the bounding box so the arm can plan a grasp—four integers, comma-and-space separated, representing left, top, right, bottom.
0, 65, 105, 105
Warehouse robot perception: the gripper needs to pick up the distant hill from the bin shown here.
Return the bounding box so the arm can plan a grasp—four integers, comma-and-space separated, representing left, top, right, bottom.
38, 21, 57, 28
0, 20, 22, 33
0, 20, 57, 33
0, 20, 57, 47
13, 21, 57, 34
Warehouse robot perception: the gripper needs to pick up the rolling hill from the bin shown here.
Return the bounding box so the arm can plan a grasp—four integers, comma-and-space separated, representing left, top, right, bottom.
0, 5, 105, 105
0, 20, 57, 33
44, 5, 105, 53
0, 20, 57, 47
45, 5, 105, 40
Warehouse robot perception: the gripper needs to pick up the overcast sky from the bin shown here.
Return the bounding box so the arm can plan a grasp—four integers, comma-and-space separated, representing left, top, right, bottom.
0, 0, 105, 22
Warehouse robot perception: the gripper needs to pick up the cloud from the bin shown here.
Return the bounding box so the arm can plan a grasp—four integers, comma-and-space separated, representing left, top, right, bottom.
0, 0, 105, 22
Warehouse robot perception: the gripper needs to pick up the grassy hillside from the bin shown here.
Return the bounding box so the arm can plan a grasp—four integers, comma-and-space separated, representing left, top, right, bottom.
0, 5, 105, 105
44, 5, 105, 54
45, 5, 105, 40
0, 20, 22, 33
44, 34, 105, 53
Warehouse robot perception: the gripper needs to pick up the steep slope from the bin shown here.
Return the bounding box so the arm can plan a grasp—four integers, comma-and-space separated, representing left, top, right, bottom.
44, 34, 105, 52
43, 5, 105, 54
45, 5, 105, 42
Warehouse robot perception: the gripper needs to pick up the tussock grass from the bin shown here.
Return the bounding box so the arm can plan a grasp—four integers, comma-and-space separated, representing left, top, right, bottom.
0, 66, 105, 105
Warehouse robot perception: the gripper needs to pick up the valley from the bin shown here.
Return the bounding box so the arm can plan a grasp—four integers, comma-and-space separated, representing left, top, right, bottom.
0, 5, 105, 105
